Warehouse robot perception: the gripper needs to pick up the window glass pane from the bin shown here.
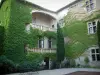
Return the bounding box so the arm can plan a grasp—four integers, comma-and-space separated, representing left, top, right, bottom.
91, 49, 95, 53
96, 49, 100, 53
39, 38, 42, 48
89, 27, 93, 34
38, 37, 44, 48
86, 1, 89, 5
93, 26, 96, 33
90, 0, 93, 4
52, 25, 54, 28
48, 38, 52, 48
88, 23, 92, 27
92, 22, 96, 25
90, 3, 94, 10
97, 54, 100, 61
86, 5, 90, 12
92, 54, 96, 61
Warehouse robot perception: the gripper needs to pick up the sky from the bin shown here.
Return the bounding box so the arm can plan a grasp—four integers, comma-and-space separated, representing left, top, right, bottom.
26, 0, 76, 11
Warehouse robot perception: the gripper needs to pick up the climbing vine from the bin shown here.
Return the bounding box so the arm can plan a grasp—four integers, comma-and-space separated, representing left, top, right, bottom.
0, 0, 56, 62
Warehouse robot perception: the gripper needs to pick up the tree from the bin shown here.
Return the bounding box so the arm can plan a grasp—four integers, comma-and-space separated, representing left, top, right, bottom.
97, 21, 100, 47
56, 23, 65, 67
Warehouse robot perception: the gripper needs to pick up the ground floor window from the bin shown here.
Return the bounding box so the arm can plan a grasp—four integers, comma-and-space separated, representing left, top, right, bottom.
91, 48, 100, 61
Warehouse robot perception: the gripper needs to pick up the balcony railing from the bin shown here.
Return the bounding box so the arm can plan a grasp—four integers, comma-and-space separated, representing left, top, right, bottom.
27, 48, 56, 53
30, 23, 56, 32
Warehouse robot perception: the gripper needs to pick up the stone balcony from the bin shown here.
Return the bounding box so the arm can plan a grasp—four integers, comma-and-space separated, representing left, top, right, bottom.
27, 48, 56, 53
30, 23, 56, 32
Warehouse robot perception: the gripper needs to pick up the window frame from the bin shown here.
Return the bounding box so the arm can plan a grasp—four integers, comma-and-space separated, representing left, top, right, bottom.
38, 37, 44, 48
87, 20, 97, 34
85, 0, 95, 12
48, 37, 52, 49
91, 47, 100, 61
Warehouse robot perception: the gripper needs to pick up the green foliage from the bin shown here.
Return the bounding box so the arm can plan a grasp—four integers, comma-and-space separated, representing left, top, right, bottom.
0, 26, 4, 55
57, 23, 65, 62
97, 21, 100, 47
3, 0, 33, 62
0, 0, 11, 28
0, 55, 16, 74
43, 53, 56, 60
17, 60, 40, 72
44, 31, 57, 39
26, 28, 43, 48
63, 20, 98, 58
16, 52, 43, 72
84, 57, 89, 64
69, 59, 76, 67
0, 0, 6, 8
0, 0, 57, 62
26, 52, 43, 62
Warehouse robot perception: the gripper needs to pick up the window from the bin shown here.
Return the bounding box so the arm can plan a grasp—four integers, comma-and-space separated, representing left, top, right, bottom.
86, 1, 89, 5
86, 0, 94, 12
48, 38, 52, 48
38, 37, 44, 48
52, 25, 54, 28
91, 48, 100, 61
32, 17, 36, 24
25, 23, 30, 32
87, 21, 97, 34
86, 5, 90, 12
59, 19, 64, 27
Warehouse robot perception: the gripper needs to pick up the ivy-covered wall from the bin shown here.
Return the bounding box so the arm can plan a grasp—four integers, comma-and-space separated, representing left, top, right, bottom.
3, 0, 34, 62
0, 26, 5, 55
0, 0, 56, 62
0, 0, 11, 55
63, 12, 99, 59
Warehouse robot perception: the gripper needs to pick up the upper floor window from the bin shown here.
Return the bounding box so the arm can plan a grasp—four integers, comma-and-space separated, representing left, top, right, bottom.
38, 37, 44, 48
91, 48, 100, 61
59, 19, 64, 27
86, 0, 94, 12
32, 17, 36, 24
25, 23, 30, 32
48, 38, 52, 48
87, 21, 97, 34
52, 25, 54, 28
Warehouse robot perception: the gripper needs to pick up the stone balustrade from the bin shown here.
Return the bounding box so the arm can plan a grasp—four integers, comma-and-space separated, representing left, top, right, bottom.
27, 48, 56, 53
30, 23, 56, 32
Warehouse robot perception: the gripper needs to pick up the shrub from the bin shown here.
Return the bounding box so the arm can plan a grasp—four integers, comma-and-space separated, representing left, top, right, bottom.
69, 59, 76, 67
0, 26, 4, 55
0, 55, 16, 74
84, 57, 89, 64
17, 60, 41, 72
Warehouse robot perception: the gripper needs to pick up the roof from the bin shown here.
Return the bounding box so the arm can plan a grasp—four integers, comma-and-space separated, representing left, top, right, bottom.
23, 0, 80, 13
56, 0, 81, 13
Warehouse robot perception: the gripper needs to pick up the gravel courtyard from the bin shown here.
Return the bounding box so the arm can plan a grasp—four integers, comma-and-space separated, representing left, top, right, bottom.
7, 68, 100, 75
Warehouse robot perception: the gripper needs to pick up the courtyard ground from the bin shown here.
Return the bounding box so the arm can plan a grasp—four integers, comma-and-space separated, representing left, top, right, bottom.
7, 68, 100, 75
65, 71, 100, 75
